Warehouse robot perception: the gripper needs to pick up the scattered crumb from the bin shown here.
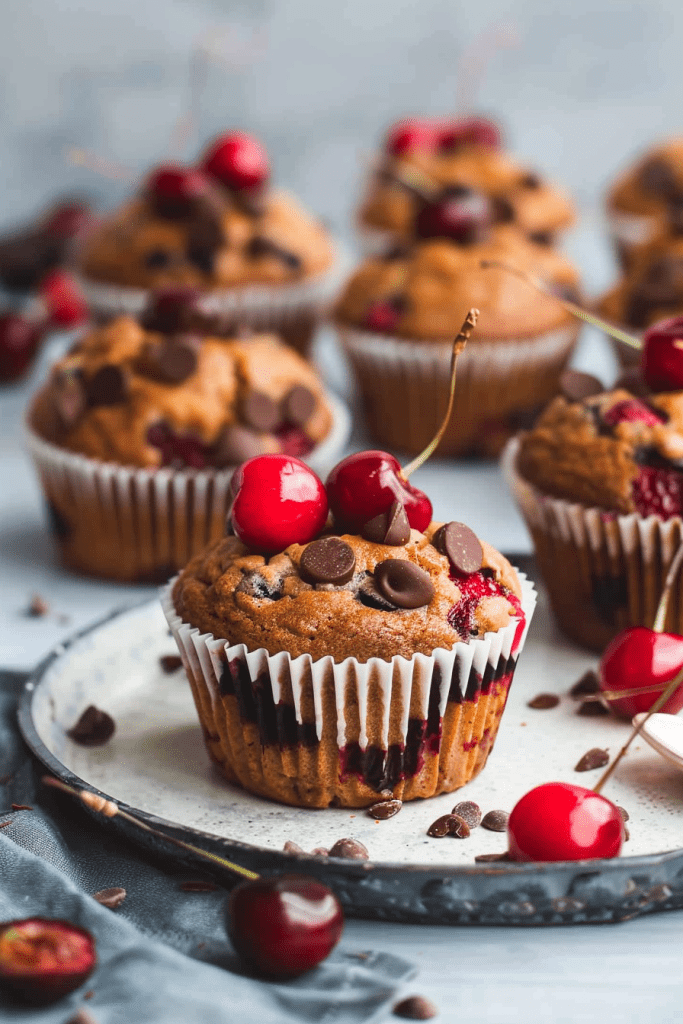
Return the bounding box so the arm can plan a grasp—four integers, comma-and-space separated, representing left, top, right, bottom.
25, 594, 49, 617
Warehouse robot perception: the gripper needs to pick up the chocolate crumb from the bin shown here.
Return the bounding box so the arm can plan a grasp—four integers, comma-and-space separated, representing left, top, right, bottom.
575, 747, 610, 772
393, 994, 439, 1020
451, 800, 482, 829
527, 693, 560, 710
10, 803, 32, 811
159, 654, 183, 673
311, 847, 330, 857
369, 799, 402, 819
617, 806, 630, 822
329, 838, 369, 860
179, 880, 219, 892
283, 840, 304, 854
26, 594, 49, 617
67, 705, 116, 746
577, 698, 609, 717
475, 851, 511, 863
481, 809, 509, 832
93, 887, 127, 908
624, 827, 630, 842
570, 670, 600, 698
84, 990, 95, 1001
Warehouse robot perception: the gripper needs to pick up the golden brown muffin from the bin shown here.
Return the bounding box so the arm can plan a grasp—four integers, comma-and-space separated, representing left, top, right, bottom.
608, 138, 683, 219
599, 235, 683, 333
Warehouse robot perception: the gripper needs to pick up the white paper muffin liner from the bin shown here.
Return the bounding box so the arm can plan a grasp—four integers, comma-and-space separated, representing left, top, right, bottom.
160, 572, 536, 808
25, 392, 351, 583
337, 321, 580, 457
503, 436, 683, 651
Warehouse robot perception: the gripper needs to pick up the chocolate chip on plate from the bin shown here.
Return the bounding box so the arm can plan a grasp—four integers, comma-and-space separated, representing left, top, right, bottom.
301, 537, 356, 585
449, 813, 471, 838
87, 364, 128, 407
369, 799, 402, 819
481, 809, 509, 832
93, 886, 127, 908
283, 840, 304, 854
577, 698, 609, 717
281, 385, 316, 426
575, 747, 610, 772
67, 705, 116, 746
617, 805, 630, 822
392, 994, 439, 1020
328, 838, 369, 860
159, 654, 183, 673
451, 800, 482, 829
432, 522, 483, 576
560, 369, 604, 402
527, 693, 560, 710
362, 499, 411, 546
569, 670, 600, 698
374, 559, 434, 609
239, 390, 281, 432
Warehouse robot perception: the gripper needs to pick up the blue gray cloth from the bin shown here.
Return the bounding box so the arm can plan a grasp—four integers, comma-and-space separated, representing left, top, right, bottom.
0, 671, 413, 1023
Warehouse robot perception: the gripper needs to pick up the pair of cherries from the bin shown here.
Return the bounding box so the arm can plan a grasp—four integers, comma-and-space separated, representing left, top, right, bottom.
0, 271, 87, 382
386, 115, 501, 156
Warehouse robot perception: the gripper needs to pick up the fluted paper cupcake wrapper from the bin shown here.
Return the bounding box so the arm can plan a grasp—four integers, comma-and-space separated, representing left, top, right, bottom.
503, 436, 683, 651
24, 392, 350, 583
337, 321, 579, 457
160, 574, 537, 808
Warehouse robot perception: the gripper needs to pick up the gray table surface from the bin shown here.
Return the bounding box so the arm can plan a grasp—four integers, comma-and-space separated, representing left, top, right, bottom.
3, 0, 683, 1020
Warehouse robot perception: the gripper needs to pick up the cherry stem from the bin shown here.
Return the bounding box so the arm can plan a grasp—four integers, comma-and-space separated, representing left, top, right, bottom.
652, 538, 683, 633
592, 663, 683, 795
480, 260, 643, 352
401, 308, 478, 478
67, 148, 133, 182
583, 681, 675, 702
42, 775, 259, 882
455, 24, 519, 114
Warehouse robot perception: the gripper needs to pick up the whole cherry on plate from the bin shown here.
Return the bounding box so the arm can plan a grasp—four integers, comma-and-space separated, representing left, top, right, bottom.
202, 131, 270, 193
227, 454, 328, 553
507, 782, 624, 862
0, 918, 96, 1004
226, 875, 343, 980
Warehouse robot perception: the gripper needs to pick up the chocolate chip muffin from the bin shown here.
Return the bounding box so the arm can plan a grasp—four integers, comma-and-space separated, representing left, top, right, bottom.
165, 518, 536, 808
335, 225, 581, 457
505, 388, 683, 650
26, 313, 343, 582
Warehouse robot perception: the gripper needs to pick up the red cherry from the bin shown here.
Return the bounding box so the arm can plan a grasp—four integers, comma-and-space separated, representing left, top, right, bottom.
39, 271, 88, 328
642, 315, 683, 392
326, 451, 432, 534
0, 918, 96, 1004
202, 131, 270, 192
507, 782, 623, 862
385, 118, 438, 156
415, 189, 491, 243
631, 465, 683, 519
42, 200, 93, 239
437, 116, 502, 151
601, 398, 664, 428
0, 313, 43, 382
146, 164, 210, 217
599, 626, 683, 717
228, 455, 328, 552
226, 875, 343, 980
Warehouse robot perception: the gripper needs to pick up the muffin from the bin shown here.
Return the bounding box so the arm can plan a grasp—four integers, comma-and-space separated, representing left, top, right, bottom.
505, 387, 683, 651
335, 221, 581, 457
358, 116, 575, 253
26, 309, 348, 581
606, 137, 683, 268
77, 131, 338, 355
164, 498, 536, 808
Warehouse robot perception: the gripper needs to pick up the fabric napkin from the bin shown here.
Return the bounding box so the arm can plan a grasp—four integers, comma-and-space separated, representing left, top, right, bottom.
0, 671, 414, 1023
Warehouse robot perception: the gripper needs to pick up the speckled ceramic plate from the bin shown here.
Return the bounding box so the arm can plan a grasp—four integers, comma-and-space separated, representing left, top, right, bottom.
18, 567, 683, 926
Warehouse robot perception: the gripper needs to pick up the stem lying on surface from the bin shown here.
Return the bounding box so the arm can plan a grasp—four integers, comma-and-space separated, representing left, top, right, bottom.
652, 539, 683, 633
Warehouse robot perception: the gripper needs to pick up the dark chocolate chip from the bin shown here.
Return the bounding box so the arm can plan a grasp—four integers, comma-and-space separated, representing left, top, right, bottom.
624, 827, 630, 842
528, 230, 553, 246
248, 236, 302, 270
383, 243, 411, 261
451, 800, 482, 829
520, 172, 541, 189
87, 364, 128, 407
213, 424, 274, 466
283, 840, 304, 853
432, 521, 483, 576
492, 195, 515, 222
179, 880, 219, 892
240, 390, 281, 432
527, 693, 560, 710
374, 559, 435, 609
156, 336, 199, 383
159, 654, 183, 673
93, 886, 127, 908
617, 805, 629, 822
328, 838, 369, 860
426, 814, 456, 838
357, 574, 399, 610
577, 698, 609, 717
311, 847, 330, 857
235, 571, 284, 601
575, 747, 609, 772
449, 813, 471, 838
26, 594, 49, 617
300, 537, 356, 585
393, 995, 439, 1020
53, 367, 87, 427
481, 809, 509, 832
362, 500, 411, 546
369, 799, 402, 819
639, 157, 681, 199
67, 705, 116, 746
144, 248, 174, 269
186, 245, 216, 275
281, 385, 316, 426
569, 670, 600, 698
560, 369, 604, 402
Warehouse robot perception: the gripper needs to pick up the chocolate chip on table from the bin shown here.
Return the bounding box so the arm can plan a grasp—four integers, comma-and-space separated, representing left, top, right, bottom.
87, 364, 128, 406
311, 847, 330, 857
362, 499, 411, 546
369, 799, 402, 819
451, 800, 482, 829
432, 522, 483, 576
569, 670, 600, 698
575, 747, 610, 772
159, 654, 183, 673
239, 390, 281, 432
93, 886, 127, 908
179, 880, 219, 892
577, 698, 609, 717
426, 814, 464, 838
559, 369, 604, 403
283, 840, 304, 854
481, 809, 509, 832
25, 593, 49, 617
449, 814, 471, 838
281, 385, 316, 426
617, 806, 630, 822
474, 852, 511, 863
328, 838, 369, 860
527, 693, 560, 710
374, 559, 434, 609
67, 705, 116, 746
301, 537, 357, 586
393, 994, 439, 1020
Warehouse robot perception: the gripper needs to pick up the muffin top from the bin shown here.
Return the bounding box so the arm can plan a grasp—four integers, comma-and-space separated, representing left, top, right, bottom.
599, 236, 683, 330
172, 523, 523, 662
608, 138, 683, 218
335, 225, 579, 339
517, 388, 683, 518
360, 143, 575, 243
30, 314, 332, 469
